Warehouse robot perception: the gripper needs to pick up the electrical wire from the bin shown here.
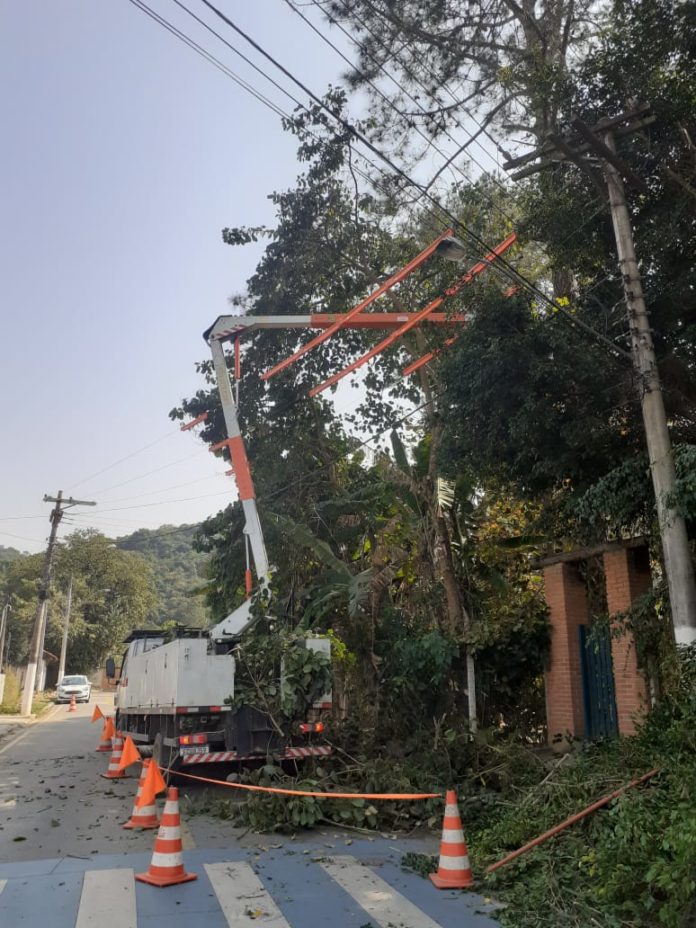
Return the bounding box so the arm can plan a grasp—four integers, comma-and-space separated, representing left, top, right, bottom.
308, 0, 512, 187
87, 449, 209, 497
125, 0, 291, 117
281, 0, 513, 217
0, 529, 47, 545
192, 0, 632, 362
126, 0, 627, 365
68, 424, 183, 490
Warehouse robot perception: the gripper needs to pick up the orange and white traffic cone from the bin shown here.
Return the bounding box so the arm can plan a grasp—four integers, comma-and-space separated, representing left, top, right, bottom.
135, 787, 197, 887
123, 760, 159, 830
101, 736, 129, 779
96, 716, 115, 753
430, 790, 474, 889
68, 695, 77, 713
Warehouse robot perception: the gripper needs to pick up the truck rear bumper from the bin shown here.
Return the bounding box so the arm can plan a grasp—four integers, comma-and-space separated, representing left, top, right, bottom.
180, 745, 333, 765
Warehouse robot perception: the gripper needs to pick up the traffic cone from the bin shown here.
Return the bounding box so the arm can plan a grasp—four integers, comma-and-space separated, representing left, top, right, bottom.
68, 695, 77, 713
123, 760, 159, 830
91, 704, 104, 723
135, 787, 197, 887
96, 716, 115, 753
101, 736, 129, 779
430, 790, 474, 889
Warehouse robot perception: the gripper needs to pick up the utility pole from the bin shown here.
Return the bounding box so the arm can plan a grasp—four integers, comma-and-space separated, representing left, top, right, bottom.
0, 603, 10, 673
504, 106, 696, 645
20, 492, 96, 716
57, 576, 73, 685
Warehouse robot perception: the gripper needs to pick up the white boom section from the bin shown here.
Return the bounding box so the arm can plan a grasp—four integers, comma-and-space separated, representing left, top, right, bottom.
209, 338, 269, 640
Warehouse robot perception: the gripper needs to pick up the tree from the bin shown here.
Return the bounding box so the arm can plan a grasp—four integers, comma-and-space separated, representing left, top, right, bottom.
324, 0, 601, 159
0, 531, 157, 674
116, 525, 210, 627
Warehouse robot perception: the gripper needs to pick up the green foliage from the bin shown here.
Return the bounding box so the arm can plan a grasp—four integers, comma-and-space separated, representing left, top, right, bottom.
116, 525, 210, 627
229, 628, 332, 724
470, 647, 696, 928
0, 531, 157, 673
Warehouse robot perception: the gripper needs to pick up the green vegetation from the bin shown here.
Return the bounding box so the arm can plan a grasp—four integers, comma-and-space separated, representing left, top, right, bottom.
116, 525, 210, 627
157, 2, 696, 924
0, 525, 210, 675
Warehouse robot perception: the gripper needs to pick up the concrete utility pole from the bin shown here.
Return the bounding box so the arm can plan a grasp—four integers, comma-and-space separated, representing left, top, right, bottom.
0, 603, 10, 673
20, 492, 96, 716
57, 576, 73, 685
0, 603, 10, 703
504, 107, 696, 645
601, 133, 696, 645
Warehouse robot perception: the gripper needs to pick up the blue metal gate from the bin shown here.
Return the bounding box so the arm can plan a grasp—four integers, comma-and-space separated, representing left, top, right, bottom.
579, 624, 618, 741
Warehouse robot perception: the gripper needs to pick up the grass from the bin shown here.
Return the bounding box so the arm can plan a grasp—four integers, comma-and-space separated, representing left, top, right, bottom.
0, 669, 56, 715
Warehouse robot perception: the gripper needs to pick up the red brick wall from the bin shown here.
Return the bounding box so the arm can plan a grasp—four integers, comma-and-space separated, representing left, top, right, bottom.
603, 547, 650, 735
543, 562, 588, 746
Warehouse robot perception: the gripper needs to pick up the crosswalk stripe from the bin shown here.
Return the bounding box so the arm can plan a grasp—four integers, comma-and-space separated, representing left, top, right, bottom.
75, 868, 136, 928
321, 856, 445, 928
205, 862, 291, 927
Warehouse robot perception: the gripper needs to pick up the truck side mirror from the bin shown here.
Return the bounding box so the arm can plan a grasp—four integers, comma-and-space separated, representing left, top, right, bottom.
105, 657, 116, 680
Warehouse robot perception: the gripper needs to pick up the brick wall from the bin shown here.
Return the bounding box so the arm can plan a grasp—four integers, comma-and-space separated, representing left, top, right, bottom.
543, 562, 588, 746
603, 547, 650, 734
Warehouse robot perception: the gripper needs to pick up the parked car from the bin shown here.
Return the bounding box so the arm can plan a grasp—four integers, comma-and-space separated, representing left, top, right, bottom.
56, 675, 92, 703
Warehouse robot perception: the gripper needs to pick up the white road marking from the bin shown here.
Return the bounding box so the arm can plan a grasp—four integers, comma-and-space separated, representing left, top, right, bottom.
75, 868, 136, 928
205, 862, 291, 927
321, 856, 445, 928
0, 879, 6, 896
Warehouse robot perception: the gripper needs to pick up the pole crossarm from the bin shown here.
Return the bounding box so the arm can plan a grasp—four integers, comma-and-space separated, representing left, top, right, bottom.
504, 109, 656, 185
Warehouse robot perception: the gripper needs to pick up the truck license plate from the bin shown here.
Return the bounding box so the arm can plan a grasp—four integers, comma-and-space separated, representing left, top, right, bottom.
179, 745, 210, 756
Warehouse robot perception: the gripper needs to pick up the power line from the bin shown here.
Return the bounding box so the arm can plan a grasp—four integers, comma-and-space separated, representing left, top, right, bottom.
0, 529, 46, 545
68, 424, 182, 491
194, 0, 632, 362
128, 0, 629, 367
282, 0, 513, 217
308, 0, 512, 189
125, 0, 291, 118
88, 448, 208, 497
310, 0, 636, 331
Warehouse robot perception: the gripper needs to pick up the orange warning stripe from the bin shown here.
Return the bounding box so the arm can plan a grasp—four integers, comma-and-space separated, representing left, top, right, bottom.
164, 767, 440, 800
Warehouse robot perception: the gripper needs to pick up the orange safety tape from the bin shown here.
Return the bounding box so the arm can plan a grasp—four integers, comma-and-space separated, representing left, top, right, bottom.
163, 767, 441, 800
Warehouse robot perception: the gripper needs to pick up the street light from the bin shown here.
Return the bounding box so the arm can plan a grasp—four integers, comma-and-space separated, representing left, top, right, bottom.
435, 235, 470, 262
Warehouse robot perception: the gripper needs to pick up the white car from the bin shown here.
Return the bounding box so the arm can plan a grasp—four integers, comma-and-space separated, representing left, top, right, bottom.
56, 675, 92, 703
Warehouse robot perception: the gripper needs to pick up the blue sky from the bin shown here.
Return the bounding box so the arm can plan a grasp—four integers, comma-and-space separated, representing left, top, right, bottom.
0, 0, 358, 553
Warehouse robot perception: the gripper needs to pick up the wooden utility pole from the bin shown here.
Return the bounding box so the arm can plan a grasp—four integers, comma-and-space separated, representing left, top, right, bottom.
20, 492, 96, 716
504, 107, 696, 646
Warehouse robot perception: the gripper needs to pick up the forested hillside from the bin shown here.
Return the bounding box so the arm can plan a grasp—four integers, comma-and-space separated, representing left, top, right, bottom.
116, 525, 210, 627
0, 545, 24, 572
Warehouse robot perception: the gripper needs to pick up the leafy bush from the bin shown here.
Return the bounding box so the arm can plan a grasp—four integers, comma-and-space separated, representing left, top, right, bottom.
472, 647, 696, 928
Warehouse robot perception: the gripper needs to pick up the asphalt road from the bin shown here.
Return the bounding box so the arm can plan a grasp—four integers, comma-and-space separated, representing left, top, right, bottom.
0, 696, 500, 927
